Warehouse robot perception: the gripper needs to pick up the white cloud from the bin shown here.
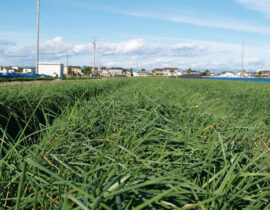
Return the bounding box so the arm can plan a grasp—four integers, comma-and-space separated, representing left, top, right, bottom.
57, 3, 270, 35
98, 39, 146, 55
1, 37, 205, 60
123, 11, 270, 35
1, 36, 270, 72
236, 0, 270, 18
0, 40, 15, 46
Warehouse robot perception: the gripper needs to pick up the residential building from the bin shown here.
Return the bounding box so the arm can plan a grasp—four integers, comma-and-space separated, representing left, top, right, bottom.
257, 70, 270, 77
70, 66, 82, 76
248, 72, 257, 77
8, 69, 15, 73
0, 67, 9, 74
153, 68, 178, 76
153, 68, 165, 76
11, 66, 19, 71
107, 67, 129, 76
219, 71, 236, 77
133, 71, 152, 77
99, 70, 110, 77
236, 71, 249, 77
64, 66, 69, 75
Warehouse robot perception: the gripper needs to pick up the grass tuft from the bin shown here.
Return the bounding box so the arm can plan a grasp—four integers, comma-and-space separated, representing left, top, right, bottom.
1, 78, 270, 209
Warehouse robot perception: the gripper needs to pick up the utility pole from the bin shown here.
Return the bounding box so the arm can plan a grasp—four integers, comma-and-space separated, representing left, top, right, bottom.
98, 53, 100, 74
36, 0, 40, 74
93, 36, 96, 74
66, 53, 69, 74
241, 40, 245, 74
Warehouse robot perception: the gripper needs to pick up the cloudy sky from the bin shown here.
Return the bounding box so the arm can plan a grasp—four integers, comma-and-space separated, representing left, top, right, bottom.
1, 0, 270, 72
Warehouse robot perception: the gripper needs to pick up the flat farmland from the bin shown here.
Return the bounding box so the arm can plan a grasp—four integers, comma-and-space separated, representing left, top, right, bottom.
0, 78, 269, 209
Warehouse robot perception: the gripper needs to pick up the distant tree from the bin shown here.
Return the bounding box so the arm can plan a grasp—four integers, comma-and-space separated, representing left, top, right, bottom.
18, 67, 23, 73
187, 68, 193, 73
257, 71, 263, 77
221, 71, 226, 74
169, 69, 175, 73
83, 66, 92, 75
202, 69, 210, 76
152, 69, 156, 74
130, 68, 133, 76
141, 68, 146, 72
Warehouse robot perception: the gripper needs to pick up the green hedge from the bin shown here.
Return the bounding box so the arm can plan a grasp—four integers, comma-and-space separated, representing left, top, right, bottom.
0, 77, 56, 83
0, 77, 101, 83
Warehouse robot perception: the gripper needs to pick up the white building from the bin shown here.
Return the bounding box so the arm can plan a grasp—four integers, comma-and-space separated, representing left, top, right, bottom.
236, 72, 249, 77
11, 66, 19, 71
70, 66, 83, 76
64, 66, 69, 75
219, 72, 237, 77
0, 67, 9, 74
133, 72, 152, 77
107, 68, 125, 76
153, 68, 178, 77
38, 63, 64, 77
99, 70, 110, 77
106, 68, 130, 76
23, 68, 35, 74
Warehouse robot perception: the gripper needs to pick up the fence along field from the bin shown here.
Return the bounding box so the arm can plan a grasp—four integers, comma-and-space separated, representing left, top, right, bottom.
0, 78, 270, 209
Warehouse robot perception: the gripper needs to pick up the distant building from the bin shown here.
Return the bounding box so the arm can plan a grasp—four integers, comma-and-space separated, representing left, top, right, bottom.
64, 66, 69, 75
257, 70, 270, 77
0, 67, 9, 74
180, 71, 202, 79
23, 68, 35, 74
153, 68, 178, 76
133, 71, 152, 77
219, 71, 236, 78
99, 70, 109, 77
11, 66, 19, 71
70, 66, 82, 76
153, 68, 165, 76
236, 72, 249, 77
107, 67, 129, 76
38, 63, 64, 77
248, 72, 257, 77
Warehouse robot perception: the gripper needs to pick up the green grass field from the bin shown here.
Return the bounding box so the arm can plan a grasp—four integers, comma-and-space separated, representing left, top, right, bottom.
0, 78, 270, 209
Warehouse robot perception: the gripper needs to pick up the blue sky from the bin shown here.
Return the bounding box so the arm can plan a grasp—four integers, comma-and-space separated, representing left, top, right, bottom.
1, 0, 270, 72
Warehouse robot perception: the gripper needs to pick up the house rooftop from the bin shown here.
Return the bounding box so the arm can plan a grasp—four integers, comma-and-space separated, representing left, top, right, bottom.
109, 67, 125, 70
153, 68, 178, 71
